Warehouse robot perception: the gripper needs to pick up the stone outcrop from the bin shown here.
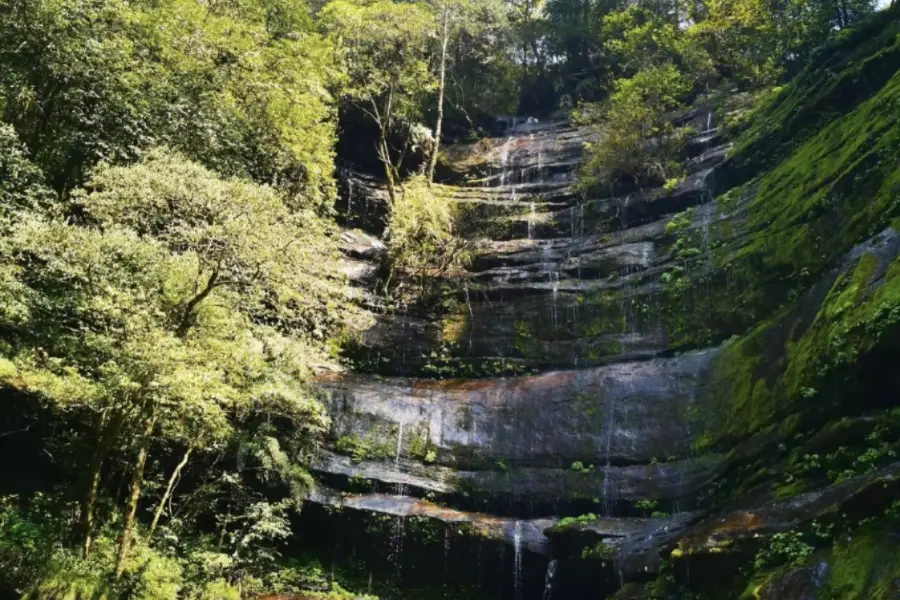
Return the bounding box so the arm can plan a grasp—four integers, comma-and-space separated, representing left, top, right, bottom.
312, 24, 900, 596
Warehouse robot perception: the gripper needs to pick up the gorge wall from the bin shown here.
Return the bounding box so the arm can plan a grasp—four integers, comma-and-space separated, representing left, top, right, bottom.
300, 11, 900, 600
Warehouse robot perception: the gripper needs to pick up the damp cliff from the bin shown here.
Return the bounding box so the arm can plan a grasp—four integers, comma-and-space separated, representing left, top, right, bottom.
296, 11, 900, 600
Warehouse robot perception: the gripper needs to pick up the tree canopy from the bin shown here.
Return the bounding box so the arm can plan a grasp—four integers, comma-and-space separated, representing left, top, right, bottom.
0, 0, 885, 595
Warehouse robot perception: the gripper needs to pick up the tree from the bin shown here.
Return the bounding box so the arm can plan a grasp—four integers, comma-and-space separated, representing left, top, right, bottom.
0, 0, 342, 206
0, 150, 353, 575
578, 65, 691, 192
425, 0, 506, 183
383, 175, 470, 302
322, 0, 436, 203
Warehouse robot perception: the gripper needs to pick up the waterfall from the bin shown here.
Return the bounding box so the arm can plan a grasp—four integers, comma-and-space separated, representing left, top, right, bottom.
542, 560, 558, 600
513, 521, 523, 600
528, 202, 536, 240
499, 137, 513, 187
601, 396, 617, 515
395, 420, 407, 497
550, 271, 560, 335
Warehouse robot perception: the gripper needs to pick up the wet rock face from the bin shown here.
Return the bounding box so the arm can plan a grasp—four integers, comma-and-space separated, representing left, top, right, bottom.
320, 350, 717, 470
309, 485, 555, 554
340, 118, 731, 377
313, 448, 723, 504
755, 562, 829, 600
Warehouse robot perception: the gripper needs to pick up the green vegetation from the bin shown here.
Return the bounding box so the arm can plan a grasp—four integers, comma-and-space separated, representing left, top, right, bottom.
753, 531, 814, 570
556, 513, 599, 529
0, 0, 898, 596
383, 177, 471, 304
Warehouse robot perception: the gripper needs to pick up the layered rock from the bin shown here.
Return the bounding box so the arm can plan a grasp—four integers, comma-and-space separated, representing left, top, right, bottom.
312, 20, 900, 597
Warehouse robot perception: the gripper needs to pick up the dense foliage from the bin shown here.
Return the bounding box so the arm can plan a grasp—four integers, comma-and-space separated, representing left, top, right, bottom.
0, 0, 890, 596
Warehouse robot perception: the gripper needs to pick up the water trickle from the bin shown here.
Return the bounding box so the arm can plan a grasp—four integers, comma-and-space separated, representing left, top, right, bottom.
395, 420, 404, 468
443, 526, 451, 586
601, 397, 617, 515
513, 521, 524, 600
389, 515, 405, 578
444, 526, 452, 561
542, 560, 558, 600
347, 177, 354, 217
549, 271, 560, 334
499, 137, 513, 187
528, 202, 537, 240
395, 421, 408, 497
579, 203, 585, 238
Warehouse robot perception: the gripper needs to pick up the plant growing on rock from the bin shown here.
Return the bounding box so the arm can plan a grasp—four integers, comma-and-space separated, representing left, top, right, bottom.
578, 65, 691, 193
753, 531, 813, 570
382, 176, 471, 307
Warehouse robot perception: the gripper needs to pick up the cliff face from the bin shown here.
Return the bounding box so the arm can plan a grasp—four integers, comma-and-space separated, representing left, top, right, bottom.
302, 11, 900, 600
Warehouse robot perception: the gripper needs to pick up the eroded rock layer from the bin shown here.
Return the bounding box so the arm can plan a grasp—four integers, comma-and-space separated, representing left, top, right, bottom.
312, 16, 900, 598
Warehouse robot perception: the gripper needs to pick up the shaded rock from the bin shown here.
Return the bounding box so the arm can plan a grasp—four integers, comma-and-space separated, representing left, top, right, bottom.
311, 450, 724, 504
319, 350, 719, 471
610, 460, 900, 581
755, 561, 829, 600
307, 485, 555, 554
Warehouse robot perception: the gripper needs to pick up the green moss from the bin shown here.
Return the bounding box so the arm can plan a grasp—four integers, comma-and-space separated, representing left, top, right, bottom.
406, 425, 432, 460
703, 246, 900, 448
822, 524, 900, 599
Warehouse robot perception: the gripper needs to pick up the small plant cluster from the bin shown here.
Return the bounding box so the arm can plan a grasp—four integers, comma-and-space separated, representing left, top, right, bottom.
753, 531, 813, 570
780, 422, 899, 490
421, 343, 531, 379
335, 434, 394, 464
580, 541, 617, 563
570, 461, 595, 474
556, 513, 599, 529
634, 499, 669, 519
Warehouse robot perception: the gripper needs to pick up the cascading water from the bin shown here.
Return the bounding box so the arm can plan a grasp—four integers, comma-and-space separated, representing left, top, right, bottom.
513, 521, 523, 600
528, 202, 537, 240
542, 560, 558, 600
601, 393, 617, 515
549, 271, 560, 335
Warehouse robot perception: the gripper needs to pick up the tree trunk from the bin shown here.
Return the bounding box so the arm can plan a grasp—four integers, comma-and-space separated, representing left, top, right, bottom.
379, 137, 398, 205
146, 444, 193, 543
114, 411, 156, 579
81, 410, 125, 558
427, 8, 451, 185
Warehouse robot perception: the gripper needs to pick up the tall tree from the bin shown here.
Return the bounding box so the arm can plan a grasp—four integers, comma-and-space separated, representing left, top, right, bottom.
322, 0, 436, 203
426, 0, 507, 183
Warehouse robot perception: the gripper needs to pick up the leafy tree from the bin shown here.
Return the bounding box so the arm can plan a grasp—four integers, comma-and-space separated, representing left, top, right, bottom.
0, 124, 54, 217
578, 65, 691, 191
0, 0, 341, 205
383, 175, 470, 303
322, 0, 436, 202
0, 150, 352, 578
600, 5, 713, 83
426, 0, 506, 182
